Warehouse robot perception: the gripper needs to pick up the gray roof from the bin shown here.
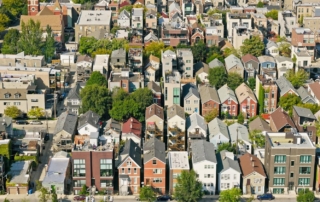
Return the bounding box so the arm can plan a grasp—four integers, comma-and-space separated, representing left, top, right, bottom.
182, 83, 200, 100
78, 110, 100, 130
199, 85, 220, 103
248, 117, 271, 132
194, 62, 209, 74
8, 161, 32, 184
169, 2, 181, 13
54, 111, 78, 135
191, 140, 217, 164
274, 56, 292, 63
147, 81, 161, 93
186, 113, 207, 132
266, 40, 277, 49
275, 76, 298, 96
119, 9, 130, 18
42, 155, 69, 186
67, 82, 81, 100
293, 106, 316, 119
258, 55, 275, 63
167, 104, 185, 120
105, 118, 121, 133
218, 84, 238, 103
208, 118, 230, 140
216, 150, 241, 173
111, 48, 126, 58
225, 54, 244, 70
144, 32, 159, 42
297, 86, 315, 104
208, 58, 224, 68
228, 123, 250, 143
143, 137, 166, 164
132, 8, 143, 17
120, 139, 142, 167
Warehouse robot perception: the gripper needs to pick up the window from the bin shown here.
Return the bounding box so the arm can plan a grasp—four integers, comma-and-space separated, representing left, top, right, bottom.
274, 167, 285, 174
74, 159, 86, 177
134, 168, 137, 174
273, 178, 285, 186
153, 178, 162, 183
128, 168, 131, 174
299, 167, 311, 174
291, 161, 295, 166
290, 173, 294, 178
73, 180, 86, 187
186, 100, 190, 104
232, 106, 235, 111
4, 94, 10, 98
127, 161, 131, 166
194, 100, 198, 104
273, 188, 284, 194
251, 104, 255, 110
274, 155, 286, 163
300, 155, 311, 163
14, 102, 20, 106
299, 178, 310, 186
122, 168, 125, 174
100, 180, 113, 188
153, 160, 157, 164
15, 94, 20, 98
3, 102, 10, 106
186, 60, 191, 63
100, 159, 112, 177
234, 174, 237, 180
264, 93, 269, 99
153, 169, 162, 174
258, 186, 261, 192
173, 88, 180, 104
122, 83, 127, 88
31, 99, 38, 102
186, 67, 191, 70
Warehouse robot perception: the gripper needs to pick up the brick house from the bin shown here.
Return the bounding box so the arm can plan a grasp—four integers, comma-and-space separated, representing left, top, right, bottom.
190, 23, 205, 46
199, 85, 221, 117
235, 83, 258, 118
218, 84, 239, 117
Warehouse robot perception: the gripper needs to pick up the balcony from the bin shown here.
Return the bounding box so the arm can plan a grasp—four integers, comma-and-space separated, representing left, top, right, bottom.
146, 124, 162, 140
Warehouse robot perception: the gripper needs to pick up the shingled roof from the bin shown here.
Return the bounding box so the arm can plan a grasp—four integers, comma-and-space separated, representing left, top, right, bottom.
143, 137, 166, 164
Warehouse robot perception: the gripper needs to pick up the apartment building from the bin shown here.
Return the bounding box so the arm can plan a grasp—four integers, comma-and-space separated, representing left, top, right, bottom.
303, 6, 320, 34
265, 131, 316, 194
162, 50, 177, 76
176, 49, 193, 77
200, 13, 224, 39
0, 52, 45, 67
232, 26, 251, 50
161, 17, 189, 47
164, 71, 181, 107
291, 28, 315, 67
167, 104, 186, 151
252, 13, 267, 36
108, 69, 144, 93
128, 48, 143, 72
255, 75, 278, 114
110, 48, 126, 70
278, 11, 298, 41
226, 13, 251, 38
168, 151, 189, 194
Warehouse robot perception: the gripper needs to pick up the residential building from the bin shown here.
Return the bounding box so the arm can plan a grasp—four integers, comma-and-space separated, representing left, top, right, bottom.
255, 75, 278, 114
241, 54, 259, 80
252, 13, 267, 36
145, 104, 164, 141
122, 117, 142, 146
208, 118, 230, 149
143, 137, 166, 194
194, 62, 210, 83
0, 52, 45, 67
229, 123, 252, 154
278, 11, 298, 41
191, 140, 217, 195
76, 55, 93, 82
128, 48, 143, 72
94, 0, 108, 10
216, 150, 241, 192
292, 106, 317, 143
177, 49, 193, 78
118, 9, 131, 28
162, 49, 177, 77
297, 86, 316, 104
60, 52, 76, 65
291, 28, 315, 67
270, 108, 296, 132
235, 83, 258, 118
209, 58, 224, 69
77, 110, 100, 135
0, 117, 13, 139
218, 84, 238, 117
145, 55, 160, 82
201, 13, 224, 39
231, 26, 251, 50
144, 31, 159, 46
249, 116, 271, 135
265, 40, 279, 57
307, 81, 320, 104
225, 54, 244, 78
93, 54, 109, 75
275, 56, 294, 78
258, 56, 276, 79
239, 153, 267, 195
74, 10, 112, 42
104, 118, 121, 144
6, 161, 32, 194
110, 48, 126, 70
66, 82, 82, 115
265, 131, 316, 194
131, 8, 143, 30
42, 151, 71, 195
199, 85, 221, 116
167, 104, 186, 151
205, 27, 223, 47
182, 83, 200, 114
186, 113, 207, 152
164, 72, 181, 108
117, 139, 141, 195
146, 10, 157, 29
108, 69, 144, 93
275, 76, 298, 97
168, 151, 189, 194
226, 12, 251, 38
147, 81, 162, 105
190, 24, 205, 46
161, 17, 189, 47
169, 2, 182, 18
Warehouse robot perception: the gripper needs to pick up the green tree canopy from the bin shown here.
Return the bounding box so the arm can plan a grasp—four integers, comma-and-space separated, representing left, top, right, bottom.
285, 69, 308, 88
139, 186, 156, 202
119, 5, 133, 13
278, 42, 291, 57
296, 188, 315, 202
223, 47, 241, 58
79, 37, 98, 55
257, 1, 264, 7
4, 106, 20, 119
2, 0, 26, 18
265, 10, 278, 20
112, 87, 129, 102
174, 170, 203, 202
27, 108, 45, 119
129, 88, 154, 121
191, 41, 206, 62
208, 67, 227, 89
204, 108, 219, 123
144, 41, 165, 59
38, 187, 50, 202
44, 25, 55, 62
86, 71, 108, 87
247, 77, 256, 91
91, 48, 109, 58
110, 25, 120, 35
227, 73, 244, 91
206, 53, 224, 64
18, 19, 43, 55
216, 142, 236, 153
237, 113, 244, 124
316, 117, 320, 139
0, 13, 11, 32
297, 103, 320, 114
279, 94, 302, 116
1, 29, 20, 54
249, 130, 265, 148
240, 36, 265, 57
219, 188, 242, 202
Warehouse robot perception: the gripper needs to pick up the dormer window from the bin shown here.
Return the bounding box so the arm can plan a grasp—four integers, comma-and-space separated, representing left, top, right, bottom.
4, 93, 10, 98
15, 93, 21, 98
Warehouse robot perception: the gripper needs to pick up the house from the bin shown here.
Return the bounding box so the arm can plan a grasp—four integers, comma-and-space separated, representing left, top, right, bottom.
144, 31, 159, 45
118, 139, 141, 195
186, 113, 207, 152
270, 108, 296, 132
163, 72, 181, 108
60, 52, 76, 65
292, 106, 317, 143
265, 40, 279, 57
147, 81, 161, 105
194, 62, 209, 83
275, 56, 294, 78
190, 24, 205, 46
218, 84, 238, 117
162, 49, 177, 76
93, 54, 109, 75
225, 54, 244, 78
122, 117, 142, 146
176, 49, 193, 78
291, 28, 315, 67
258, 56, 276, 79
143, 137, 166, 194
241, 54, 259, 80
307, 81, 320, 104
145, 104, 164, 141
66, 82, 82, 115
128, 48, 143, 72
42, 151, 70, 195
200, 13, 224, 38
255, 75, 278, 114
76, 55, 93, 82
248, 117, 271, 135
118, 9, 131, 28
146, 10, 157, 29
116, 30, 129, 39
216, 150, 241, 192
297, 86, 315, 104
208, 118, 230, 149
229, 123, 252, 154
239, 153, 267, 195
77, 110, 100, 135
104, 118, 121, 144
235, 83, 258, 118
108, 69, 144, 93
131, 8, 143, 30
168, 2, 181, 18
199, 85, 221, 116
110, 48, 126, 70
208, 58, 224, 69
94, 0, 108, 10
265, 132, 316, 194
226, 12, 251, 37
6, 161, 32, 194
145, 55, 160, 82
161, 17, 189, 47
275, 76, 298, 97
231, 26, 257, 50
205, 27, 223, 47
0, 117, 13, 138
167, 104, 186, 151
182, 83, 200, 114
0, 52, 45, 67
278, 11, 298, 41
168, 151, 189, 194
191, 140, 217, 195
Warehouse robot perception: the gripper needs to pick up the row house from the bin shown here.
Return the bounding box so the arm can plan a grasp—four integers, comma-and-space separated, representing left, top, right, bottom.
255, 75, 278, 114
144, 31, 159, 45
195, 62, 210, 83
278, 11, 298, 41
189, 24, 205, 46
258, 56, 276, 79
0, 52, 45, 67
144, 55, 160, 82
167, 104, 186, 151
199, 85, 221, 116
235, 83, 258, 118
108, 69, 144, 93
297, 86, 316, 104
208, 118, 230, 149
145, 104, 164, 141
66, 83, 82, 115
251, 13, 267, 36
128, 48, 143, 73
274, 56, 294, 78
186, 113, 207, 152
229, 123, 252, 154
200, 13, 224, 39
110, 48, 126, 70
226, 12, 251, 38
146, 10, 157, 30
265, 40, 279, 57
218, 84, 238, 117
206, 27, 223, 47
122, 117, 142, 146
77, 110, 100, 136
225, 54, 245, 78
118, 9, 131, 28
147, 81, 162, 106
161, 16, 189, 47
241, 54, 259, 80
275, 76, 299, 97
270, 107, 296, 132
308, 81, 320, 104
231, 26, 251, 50
209, 58, 224, 69
291, 28, 315, 67
248, 116, 271, 135
168, 151, 189, 194
182, 83, 200, 114
292, 106, 317, 143
104, 118, 121, 144
162, 49, 177, 77
132, 8, 144, 30
177, 49, 194, 77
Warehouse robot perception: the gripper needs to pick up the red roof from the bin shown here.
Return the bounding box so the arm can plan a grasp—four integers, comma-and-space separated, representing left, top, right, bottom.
119, 1, 130, 8
161, 12, 168, 18
261, 113, 270, 120
122, 117, 142, 138
241, 54, 259, 63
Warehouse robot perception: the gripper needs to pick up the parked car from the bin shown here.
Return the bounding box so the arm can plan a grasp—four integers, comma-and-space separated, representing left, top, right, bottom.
29, 121, 43, 125
44, 133, 50, 143
74, 195, 86, 201
157, 195, 173, 201
257, 193, 275, 200
16, 120, 29, 125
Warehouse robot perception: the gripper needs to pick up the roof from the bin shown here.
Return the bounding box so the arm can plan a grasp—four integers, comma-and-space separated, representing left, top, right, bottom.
208, 58, 224, 68
42, 155, 69, 186
293, 106, 316, 119
147, 81, 161, 93
208, 118, 230, 140
248, 117, 271, 132
169, 2, 181, 13
191, 140, 217, 164
266, 40, 278, 49
111, 48, 126, 57
216, 150, 241, 173
132, 8, 143, 17
54, 111, 78, 135
308, 82, 320, 100
146, 104, 164, 120
182, 83, 200, 100
8, 161, 32, 184
122, 117, 142, 138
225, 54, 244, 70
167, 104, 185, 120
186, 113, 207, 132
120, 139, 141, 167
218, 84, 238, 103
78, 110, 100, 130
228, 123, 250, 143
38, 6, 54, 15
168, 151, 189, 169
235, 83, 257, 103
20, 15, 63, 31
143, 137, 166, 164
274, 56, 292, 63
275, 76, 297, 96
194, 62, 209, 74
258, 55, 275, 63
149, 55, 160, 63
315, 110, 320, 119
119, 9, 130, 18
67, 82, 81, 100
199, 85, 220, 103
76, 10, 112, 25
297, 86, 315, 103
0, 89, 27, 100
270, 108, 295, 131
77, 54, 92, 63
105, 118, 121, 133
241, 54, 259, 63
144, 32, 159, 42
239, 153, 266, 177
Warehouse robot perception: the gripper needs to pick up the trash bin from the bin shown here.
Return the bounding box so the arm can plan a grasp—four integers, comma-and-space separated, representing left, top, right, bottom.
28, 189, 33, 194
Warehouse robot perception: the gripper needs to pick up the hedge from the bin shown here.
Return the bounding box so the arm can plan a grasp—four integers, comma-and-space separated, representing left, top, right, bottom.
14, 155, 38, 164
0, 141, 11, 168
258, 83, 265, 114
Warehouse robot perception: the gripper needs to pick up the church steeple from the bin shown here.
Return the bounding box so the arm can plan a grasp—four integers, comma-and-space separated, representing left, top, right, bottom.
28, 0, 40, 16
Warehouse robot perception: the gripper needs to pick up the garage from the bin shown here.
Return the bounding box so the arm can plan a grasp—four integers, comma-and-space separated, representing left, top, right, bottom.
8, 187, 18, 194
18, 187, 27, 194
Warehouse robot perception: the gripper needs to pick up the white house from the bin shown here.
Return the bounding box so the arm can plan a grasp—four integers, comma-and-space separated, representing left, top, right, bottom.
275, 56, 294, 78
131, 8, 144, 29
186, 113, 207, 152
183, 83, 200, 114
104, 118, 121, 144
144, 55, 160, 82
217, 150, 241, 192
60, 52, 75, 65
76, 55, 93, 68
93, 54, 109, 75
228, 123, 252, 154
208, 118, 230, 149
118, 10, 131, 28
194, 62, 210, 83
77, 110, 100, 135
191, 140, 217, 195
265, 40, 279, 57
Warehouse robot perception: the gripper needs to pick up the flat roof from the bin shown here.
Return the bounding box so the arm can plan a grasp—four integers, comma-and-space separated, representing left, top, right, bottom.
267, 132, 315, 149
76, 10, 112, 25
42, 158, 69, 185
168, 151, 189, 169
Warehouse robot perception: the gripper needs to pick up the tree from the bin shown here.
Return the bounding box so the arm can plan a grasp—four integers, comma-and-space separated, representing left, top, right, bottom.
223, 47, 240, 58
258, 84, 264, 114
44, 25, 55, 62
219, 188, 242, 202
119, 5, 133, 13
247, 78, 256, 91
240, 36, 265, 57
278, 42, 291, 57
79, 185, 87, 195
227, 73, 244, 91
91, 48, 109, 58
1, 29, 20, 54
0, 13, 10, 32
279, 94, 302, 116
174, 170, 203, 202
112, 88, 129, 102
191, 41, 206, 62
38, 187, 50, 202
109, 98, 139, 122
297, 103, 320, 114
110, 25, 120, 34
27, 108, 45, 119
208, 67, 227, 89
18, 19, 43, 55
2, 0, 26, 18
139, 186, 156, 202
80, 84, 112, 118
4, 198, 10, 202
129, 88, 154, 122
79, 37, 98, 55
206, 53, 224, 64
4, 106, 20, 119
144, 41, 165, 59
296, 189, 315, 202
204, 108, 219, 123
285, 69, 308, 88
316, 117, 320, 141
237, 113, 244, 124
265, 10, 278, 20
249, 130, 265, 148
257, 1, 264, 7
216, 142, 236, 153
86, 71, 108, 87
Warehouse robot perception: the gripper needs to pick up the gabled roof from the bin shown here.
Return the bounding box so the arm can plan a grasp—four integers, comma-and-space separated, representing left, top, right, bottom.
168, 2, 181, 13
228, 123, 250, 143
218, 84, 238, 103
119, 1, 130, 7
146, 10, 157, 17
54, 111, 77, 135
186, 113, 207, 132
147, 81, 161, 93
235, 83, 257, 103
225, 54, 244, 70
111, 48, 126, 57
293, 106, 316, 120
38, 6, 54, 16
143, 137, 166, 164
199, 85, 220, 103
167, 104, 185, 120
297, 86, 315, 103
274, 56, 292, 63
105, 118, 121, 133
239, 153, 266, 177
216, 150, 241, 174
77, 54, 93, 63
144, 32, 159, 42
270, 108, 295, 131
208, 118, 229, 140
119, 9, 130, 18
191, 140, 217, 164
132, 7, 143, 17
78, 110, 100, 130
308, 82, 320, 101
119, 139, 141, 167
208, 58, 224, 68
248, 117, 271, 132
182, 83, 200, 100
122, 117, 142, 138
275, 76, 298, 96
258, 55, 275, 63
194, 62, 209, 74
146, 104, 164, 120
67, 82, 81, 100
241, 54, 259, 64
149, 54, 160, 63
266, 40, 278, 49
